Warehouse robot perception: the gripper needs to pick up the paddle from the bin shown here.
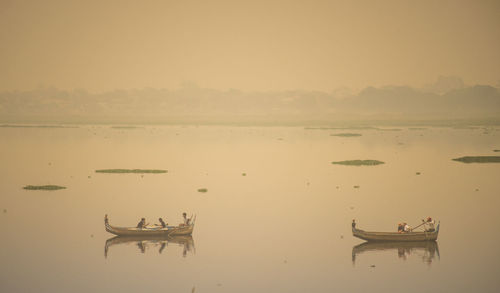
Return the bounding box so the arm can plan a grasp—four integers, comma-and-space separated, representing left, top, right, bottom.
410, 219, 427, 231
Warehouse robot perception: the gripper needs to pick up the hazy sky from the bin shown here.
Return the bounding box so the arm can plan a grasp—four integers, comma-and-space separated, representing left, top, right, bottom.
0, 0, 499, 92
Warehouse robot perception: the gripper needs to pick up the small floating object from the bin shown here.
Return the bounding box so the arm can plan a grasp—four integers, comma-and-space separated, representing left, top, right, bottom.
23, 185, 66, 191
198, 188, 208, 193
353, 185, 360, 188
370, 265, 376, 268
416, 172, 421, 175
242, 173, 246, 176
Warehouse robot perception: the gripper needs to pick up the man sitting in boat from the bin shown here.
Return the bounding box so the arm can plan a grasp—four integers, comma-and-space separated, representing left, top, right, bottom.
158, 217, 167, 228
397, 223, 404, 233
137, 218, 146, 229
424, 217, 435, 232
403, 223, 411, 233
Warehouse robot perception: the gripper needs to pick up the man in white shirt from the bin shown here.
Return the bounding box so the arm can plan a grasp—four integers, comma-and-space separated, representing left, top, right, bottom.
403, 223, 411, 232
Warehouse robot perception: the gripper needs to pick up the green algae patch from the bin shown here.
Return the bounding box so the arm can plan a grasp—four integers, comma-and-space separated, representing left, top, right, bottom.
331, 160, 385, 166
452, 156, 500, 163
197, 188, 208, 193
111, 126, 143, 129
331, 133, 362, 137
23, 185, 66, 190
95, 169, 167, 173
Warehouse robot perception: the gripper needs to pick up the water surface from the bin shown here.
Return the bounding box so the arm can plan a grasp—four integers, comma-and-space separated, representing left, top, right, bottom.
1, 125, 499, 292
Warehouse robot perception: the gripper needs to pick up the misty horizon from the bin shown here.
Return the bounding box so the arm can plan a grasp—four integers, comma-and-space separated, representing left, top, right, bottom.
1, 75, 499, 125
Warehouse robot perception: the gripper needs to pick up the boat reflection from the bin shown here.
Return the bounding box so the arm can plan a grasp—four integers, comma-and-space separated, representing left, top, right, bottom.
352, 241, 440, 266
105, 235, 195, 258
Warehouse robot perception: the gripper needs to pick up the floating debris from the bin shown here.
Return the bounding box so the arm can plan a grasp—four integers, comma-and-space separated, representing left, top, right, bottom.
242, 173, 246, 176
452, 156, 500, 163
3, 209, 6, 213
95, 169, 168, 173
416, 172, 421, 175
370, 265, 376, 268
330, 133, 362, 137
494, 150, 500, 152
198, 188, 208, 193
23, 185, 66, 191
331, 160, 385, 166
353, 185, 360, 188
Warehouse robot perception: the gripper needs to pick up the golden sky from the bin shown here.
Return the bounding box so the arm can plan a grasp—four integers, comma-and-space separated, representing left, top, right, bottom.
0, 0, 499, 92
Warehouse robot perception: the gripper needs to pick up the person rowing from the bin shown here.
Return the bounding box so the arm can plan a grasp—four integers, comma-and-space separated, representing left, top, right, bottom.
136, 218, 147, 229
158, 217, 167, 228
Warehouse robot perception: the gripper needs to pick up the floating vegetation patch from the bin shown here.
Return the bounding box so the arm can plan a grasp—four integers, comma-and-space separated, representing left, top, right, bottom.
23, 185, 66, 190
242, 173, 247, 176
494, 150, 500, 152
452, 156, 500, 163
331, 160, 385, 166
376, 128, 402, 131
305, 126, 377, 130
111, 126, 143, 129
0, 124, 78, 128
197, 188, 208, 193
331, 133, 362, 137
95, 169, 167, 173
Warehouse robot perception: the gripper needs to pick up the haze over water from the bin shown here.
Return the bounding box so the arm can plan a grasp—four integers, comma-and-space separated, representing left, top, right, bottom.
1, 1, 500, 292
1, 125, 499, 292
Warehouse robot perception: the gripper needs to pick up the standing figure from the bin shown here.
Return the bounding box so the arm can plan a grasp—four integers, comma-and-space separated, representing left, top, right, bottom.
424, 217, 435, 232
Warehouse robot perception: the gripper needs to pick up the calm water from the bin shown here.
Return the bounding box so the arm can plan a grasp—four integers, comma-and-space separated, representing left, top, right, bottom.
1, 125, 499, 292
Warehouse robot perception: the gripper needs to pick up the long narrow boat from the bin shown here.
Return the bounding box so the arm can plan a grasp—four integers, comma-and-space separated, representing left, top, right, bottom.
104, 214, 195, 236
352, 220, 439, 242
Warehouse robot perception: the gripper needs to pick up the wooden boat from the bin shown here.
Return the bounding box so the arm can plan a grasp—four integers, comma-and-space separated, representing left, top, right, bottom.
352, 220, 439, 242
104, 234, 195, 258
352, 241, 440, 265
104, 214, 195, 237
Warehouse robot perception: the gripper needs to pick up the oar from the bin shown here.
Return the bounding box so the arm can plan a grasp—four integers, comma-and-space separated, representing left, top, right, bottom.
411, 219, 426, 231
